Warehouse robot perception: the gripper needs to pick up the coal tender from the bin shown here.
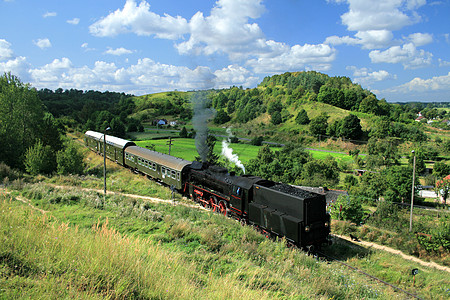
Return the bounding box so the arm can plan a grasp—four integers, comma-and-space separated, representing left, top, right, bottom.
249, 181, 330, 249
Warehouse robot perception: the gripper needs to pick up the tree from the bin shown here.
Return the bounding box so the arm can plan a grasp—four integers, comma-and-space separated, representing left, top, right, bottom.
433, 161, 450, 180
301, 156, 339, 187
359, 95, 379, 114
40, 113, 63, 152
110, 117, 126, 138
267, 100, 283, 115
57, 140, 85, 175
251, 136, 264, 146
366, 137, 400, 168
295, 109, 310, 125
213, 109, 231, 124
24, 140, 56, 175
330, 195, 365, 224
340, 114, 363, 140
271, 111, 282, 125
179, 126, 188, 138
0, 73, 46, 169
382, 165, 417, 203
309, 113, 329, 137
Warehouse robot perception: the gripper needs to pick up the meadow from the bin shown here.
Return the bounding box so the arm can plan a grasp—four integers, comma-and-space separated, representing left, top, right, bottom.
134, 137, 354, 166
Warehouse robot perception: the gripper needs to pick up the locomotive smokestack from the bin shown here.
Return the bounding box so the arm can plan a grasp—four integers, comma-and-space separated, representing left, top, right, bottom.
191, 91, 215, 162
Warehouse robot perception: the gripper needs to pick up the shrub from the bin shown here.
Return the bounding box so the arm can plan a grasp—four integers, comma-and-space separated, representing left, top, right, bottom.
24, 140, 56, 175
251, 136, 264, 146
0, 162, 20, 181
330, 195, 365, 224
56, 141, 85, 175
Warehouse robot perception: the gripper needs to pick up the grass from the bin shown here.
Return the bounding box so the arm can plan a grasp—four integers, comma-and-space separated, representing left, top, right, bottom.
2, 183, 441, 300
3, 180, 449, 299
135, 137, 354, 167
2, 148, 449, 299
135, 138, 276, 163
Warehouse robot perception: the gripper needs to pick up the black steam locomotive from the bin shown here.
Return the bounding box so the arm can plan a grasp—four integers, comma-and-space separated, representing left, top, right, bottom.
85, 131, 331, 249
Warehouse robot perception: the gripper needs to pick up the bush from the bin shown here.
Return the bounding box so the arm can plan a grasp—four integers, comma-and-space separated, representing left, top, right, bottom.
24, 140, 56, 175
56, 141, 85, 175
330, 195, 365, 224
251, 136, 264, 146
0, 162, 20, 181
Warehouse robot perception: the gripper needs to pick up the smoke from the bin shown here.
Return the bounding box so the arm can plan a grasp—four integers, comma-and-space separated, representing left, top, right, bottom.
221, 128, 245, 174
191, 91, 215, 162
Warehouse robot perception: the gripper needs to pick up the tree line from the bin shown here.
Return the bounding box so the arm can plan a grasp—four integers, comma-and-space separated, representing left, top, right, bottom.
0, 73, 84, 175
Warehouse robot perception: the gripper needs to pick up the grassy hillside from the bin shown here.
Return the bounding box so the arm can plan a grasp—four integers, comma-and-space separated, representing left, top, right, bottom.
1, 142, 449, 299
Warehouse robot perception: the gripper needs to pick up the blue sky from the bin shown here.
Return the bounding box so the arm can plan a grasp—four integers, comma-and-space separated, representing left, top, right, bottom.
0, 0, 449, 102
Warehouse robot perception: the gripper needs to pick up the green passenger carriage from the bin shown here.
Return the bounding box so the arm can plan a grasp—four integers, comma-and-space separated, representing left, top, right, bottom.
124, 146, 192, 190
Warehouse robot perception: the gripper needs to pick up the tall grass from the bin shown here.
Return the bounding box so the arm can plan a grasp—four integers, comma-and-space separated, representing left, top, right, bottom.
1, 187, 409, 299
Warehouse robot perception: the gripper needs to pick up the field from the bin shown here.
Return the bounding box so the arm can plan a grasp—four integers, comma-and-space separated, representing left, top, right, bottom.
134, 137, 354, 166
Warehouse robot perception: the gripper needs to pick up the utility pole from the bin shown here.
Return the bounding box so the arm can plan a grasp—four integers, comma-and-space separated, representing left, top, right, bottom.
409, 150, 416, 232
167, 137, 173, 155
103, 126, 111, 197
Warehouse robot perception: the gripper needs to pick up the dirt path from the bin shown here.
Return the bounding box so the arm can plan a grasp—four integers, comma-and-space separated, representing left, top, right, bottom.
45, 184, 207, 211
334, 234, 450, 273
1, 188, 48, 214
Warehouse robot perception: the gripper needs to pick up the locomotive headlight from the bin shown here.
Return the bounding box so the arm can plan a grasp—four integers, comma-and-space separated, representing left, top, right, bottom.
305, 226, 310, 232
324, 222, 329, 228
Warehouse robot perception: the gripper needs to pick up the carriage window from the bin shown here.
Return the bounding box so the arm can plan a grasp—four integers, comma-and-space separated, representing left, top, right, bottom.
161, 167, 166, 175
152, 163, 156, 171
177, 172, 180, 181
171, 170, 176, 179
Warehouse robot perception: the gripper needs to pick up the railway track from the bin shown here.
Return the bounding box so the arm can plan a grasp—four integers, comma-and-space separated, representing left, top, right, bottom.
315, 249, 424, 299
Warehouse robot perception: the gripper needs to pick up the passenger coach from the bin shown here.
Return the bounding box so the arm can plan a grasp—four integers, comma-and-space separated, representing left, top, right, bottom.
124, 146, 191, 190
84, 130, 136, 165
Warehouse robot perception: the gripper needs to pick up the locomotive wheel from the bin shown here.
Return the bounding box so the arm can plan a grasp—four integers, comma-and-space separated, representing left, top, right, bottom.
208, 196, 218, 212
218, 200, 228, 216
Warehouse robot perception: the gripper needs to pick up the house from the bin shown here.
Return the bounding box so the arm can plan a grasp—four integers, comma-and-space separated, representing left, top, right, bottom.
157, 119, 168, 126
415, 115, 425, 122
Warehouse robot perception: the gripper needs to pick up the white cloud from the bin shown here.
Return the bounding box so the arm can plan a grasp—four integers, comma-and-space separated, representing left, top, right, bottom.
34, 38, 52, 49
369, 43, 432, 69
104, 47, 134, 56
407, 33, 433, 46
43, 12, 57, 18
439, 59, 450, 67
26, 57, 217, 93
340, 0, 419, 32
67, 18, 80, 25
325, 0, 427, 50
326, 30, 395, 49
29, 57, 73, 83
0, 39, 14, 60
247, 43, 336, 74
406, 0, 426, 10
213, 65, 259, 89
175, 0, 266, 59
383, 72, 450, 93
0, 56, 30, 80
89, 0, 189, 39
89, 0, 334, 73
347, 66, 396, 85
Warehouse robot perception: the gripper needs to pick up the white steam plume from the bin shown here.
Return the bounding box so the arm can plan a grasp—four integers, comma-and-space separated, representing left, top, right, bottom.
221, 128, 245, 174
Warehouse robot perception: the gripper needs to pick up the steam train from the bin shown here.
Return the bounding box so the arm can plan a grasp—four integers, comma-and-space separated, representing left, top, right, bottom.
85, 130, 331, 249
